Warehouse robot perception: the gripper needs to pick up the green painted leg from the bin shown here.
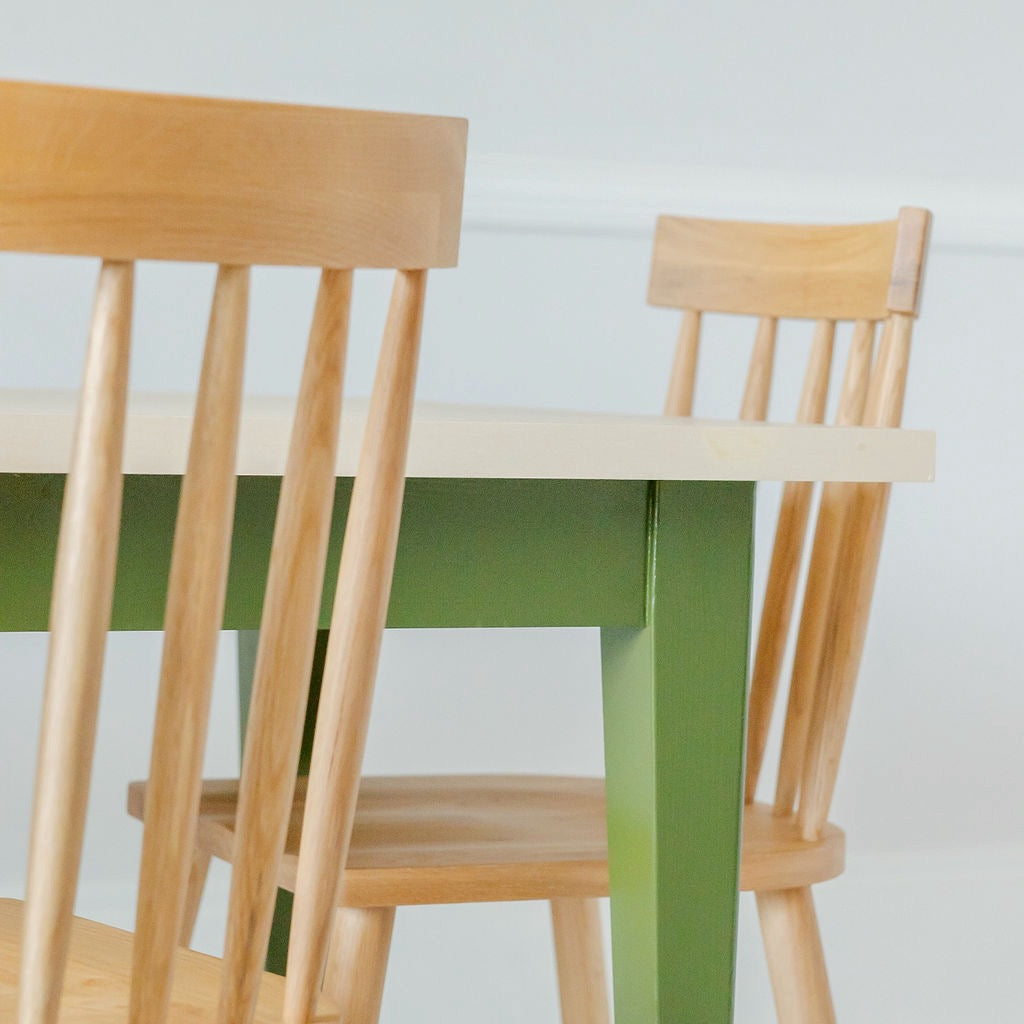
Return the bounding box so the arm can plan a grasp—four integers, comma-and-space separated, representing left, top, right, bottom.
600, 481, 754, 1024
237, 629, 328, 976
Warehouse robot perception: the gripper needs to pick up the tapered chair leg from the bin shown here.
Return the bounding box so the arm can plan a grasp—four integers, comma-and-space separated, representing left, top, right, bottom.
321, 906, 396, 1024
550, 898, 610, 1024
756, 887, 836, 1024
179, 848, 212, 948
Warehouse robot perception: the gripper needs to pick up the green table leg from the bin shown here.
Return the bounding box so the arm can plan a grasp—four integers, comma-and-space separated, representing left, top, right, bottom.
600, 480, 754, 1024
233, 477, 753, 1016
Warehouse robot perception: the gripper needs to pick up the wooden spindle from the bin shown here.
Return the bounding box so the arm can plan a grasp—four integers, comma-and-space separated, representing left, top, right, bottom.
19, 260, 133, 1024
744, 318, 835, 803
179, 849, 212, 948
663, 309, 701, 416
321, 907, 396, 1024
756, 887, 836, 1024
739, 316, 778, 421
216, 269, 352, 1024
283, 270, 427, 1024
551, 898, 611, 1024
129, 264, 249, 1024
797, 314, 913, 840
773, 320, 875, 815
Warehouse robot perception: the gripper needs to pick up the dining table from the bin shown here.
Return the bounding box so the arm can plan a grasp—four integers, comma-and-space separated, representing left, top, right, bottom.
0, 389, 934, 1024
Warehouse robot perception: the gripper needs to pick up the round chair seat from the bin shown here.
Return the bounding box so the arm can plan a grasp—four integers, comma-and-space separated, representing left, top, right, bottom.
138, 774, 846, 907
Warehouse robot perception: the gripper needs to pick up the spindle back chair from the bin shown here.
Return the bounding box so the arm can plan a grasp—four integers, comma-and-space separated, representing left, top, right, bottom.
130, 206, 930, 1024
0, 79, 466, 1024
651, 207, 931, 1022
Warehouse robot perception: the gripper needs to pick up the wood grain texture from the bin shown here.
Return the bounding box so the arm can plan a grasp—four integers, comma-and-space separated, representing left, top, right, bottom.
887, 208, 932, 315
745, 319, 836, 802
0, 900, 340, 1024
19, 260, 133, 1024
739, 317, 778, 421
550, 899, 610, 1024
321, 908, 395, 1024
756, 888, 836, 1024
645, 209, 929, 1020
130, 265, 249, 1024
797, 314, 914, 840
128, 776, 845, 904
648, 215, 900, 319
663, 309, 701, 416
6, 79, 468, 1024
179, 850, 212, 949
0, 80, 466, 267
217, 268, 350, 1024
773, 320, 875, 814
284, 269, 427, 1024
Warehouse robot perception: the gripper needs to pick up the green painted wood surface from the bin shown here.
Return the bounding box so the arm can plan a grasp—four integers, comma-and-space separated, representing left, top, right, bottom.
3, 468, 755, 1021
0, 475, 648, 631
601, 480, 754, 1024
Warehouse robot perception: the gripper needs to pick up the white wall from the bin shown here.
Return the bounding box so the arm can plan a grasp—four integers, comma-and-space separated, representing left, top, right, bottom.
2, 2, 1023, 1021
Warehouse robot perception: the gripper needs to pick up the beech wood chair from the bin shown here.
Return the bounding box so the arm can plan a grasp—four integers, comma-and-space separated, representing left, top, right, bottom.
129, 207, 930, 1024
651, 208, 931, 1024
0, 79, 466, 1024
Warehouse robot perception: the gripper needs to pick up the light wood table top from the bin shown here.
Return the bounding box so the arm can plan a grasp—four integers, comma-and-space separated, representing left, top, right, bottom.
0, 390, 934, 482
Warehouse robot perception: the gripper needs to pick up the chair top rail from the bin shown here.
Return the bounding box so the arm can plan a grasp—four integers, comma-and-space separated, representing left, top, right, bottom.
0, 80, 467, 268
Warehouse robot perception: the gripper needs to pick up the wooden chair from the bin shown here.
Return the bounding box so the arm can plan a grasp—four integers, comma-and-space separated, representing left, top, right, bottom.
651, 209, 931, 1024
0, 79, 466, 1024
129, 207, 930, 1024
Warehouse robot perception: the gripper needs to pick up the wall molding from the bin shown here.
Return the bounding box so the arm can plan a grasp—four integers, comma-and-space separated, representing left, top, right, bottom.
463, 154, 1024, 254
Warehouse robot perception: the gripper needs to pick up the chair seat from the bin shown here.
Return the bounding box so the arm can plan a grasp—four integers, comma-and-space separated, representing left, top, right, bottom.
0, 899, 337, 1023
129, 774, 845, 906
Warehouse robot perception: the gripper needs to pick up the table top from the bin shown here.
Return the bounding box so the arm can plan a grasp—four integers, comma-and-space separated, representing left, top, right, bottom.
0, 390, 934, 483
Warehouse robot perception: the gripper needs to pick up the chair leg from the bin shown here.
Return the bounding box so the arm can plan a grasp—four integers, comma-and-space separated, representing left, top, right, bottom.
321, 906, 396, 1024
179, 848, 212, 947
550, 898, 610, 1024
756, 887, 836, 1024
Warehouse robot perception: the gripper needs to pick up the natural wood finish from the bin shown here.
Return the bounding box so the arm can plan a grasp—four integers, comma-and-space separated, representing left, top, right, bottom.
0, 80, 467, 267
864, 313, 911, 427
648, 208, 929, 1022
7, 79, 466, 1024
130, 264, 249, 1024
739, 317, 778, 421
119, 208, 928, 1024
285, 269, 427, 1024
887, 207, 932, 316
756, 888, 835, 1024
19, 260, 133, 1024
218, 268, 351, 1024
550, 899, 610, 1024
797, 313, 914, 841
179, 850, 212, 949
648, 215, 901, 319
0, 900, 340, 1024
773, 320, 875, 813
745, 319, 835, 801
663, 309, 701, 416
128, 776, 845, 904
321, 907, 396, 1024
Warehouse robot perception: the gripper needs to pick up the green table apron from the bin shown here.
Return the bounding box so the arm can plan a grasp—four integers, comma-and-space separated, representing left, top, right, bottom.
1, 472, 753, 1024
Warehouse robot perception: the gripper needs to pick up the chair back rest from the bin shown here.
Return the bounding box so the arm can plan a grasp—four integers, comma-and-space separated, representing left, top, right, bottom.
6, 80, 466, 1024
649, 209, 930, 841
